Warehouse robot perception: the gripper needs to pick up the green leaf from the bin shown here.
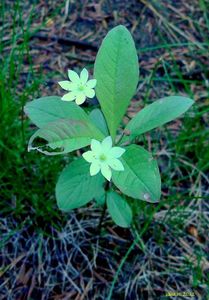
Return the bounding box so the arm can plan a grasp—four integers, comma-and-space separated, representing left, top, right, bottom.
89, 108, 109, 136
25, 96, 104, 155
112, 145, 161, 202
94, 25, 139, 140
125, 96, 194, 137
107, 191, 132, 228
28, 118, 104, 155
56, 158, 105, 211
94, 189, 106, 207
24, 96, 91, 128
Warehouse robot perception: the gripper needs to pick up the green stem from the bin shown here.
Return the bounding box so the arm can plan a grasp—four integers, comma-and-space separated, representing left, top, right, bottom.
97, 201, 107, 235
97, 181, 110, 235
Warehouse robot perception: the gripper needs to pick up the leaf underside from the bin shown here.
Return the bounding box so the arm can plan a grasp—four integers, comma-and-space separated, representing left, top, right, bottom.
25, 97, 104, 155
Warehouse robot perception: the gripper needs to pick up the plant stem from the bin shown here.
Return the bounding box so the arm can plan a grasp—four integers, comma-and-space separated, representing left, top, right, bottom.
97, 181, 109, 235
97, 202, 107, 236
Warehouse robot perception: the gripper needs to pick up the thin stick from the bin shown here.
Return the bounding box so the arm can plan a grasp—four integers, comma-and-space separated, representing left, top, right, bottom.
31, 33, 98, 51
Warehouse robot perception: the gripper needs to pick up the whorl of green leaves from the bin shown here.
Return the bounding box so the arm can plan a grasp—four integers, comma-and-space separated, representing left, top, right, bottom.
25, 26, 194, 227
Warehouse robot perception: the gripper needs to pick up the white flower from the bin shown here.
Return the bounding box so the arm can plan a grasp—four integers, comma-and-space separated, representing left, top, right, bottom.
58, 68, 96, 105
82, 136, 125, 181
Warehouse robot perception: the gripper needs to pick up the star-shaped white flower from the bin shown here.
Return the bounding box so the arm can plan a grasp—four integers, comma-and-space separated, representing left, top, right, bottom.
82, 136, 125, 181
58, 68, 96, 105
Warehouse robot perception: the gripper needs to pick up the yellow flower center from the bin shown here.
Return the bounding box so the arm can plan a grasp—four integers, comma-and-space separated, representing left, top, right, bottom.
99, 154, 107, 162
78, 85, 85, 91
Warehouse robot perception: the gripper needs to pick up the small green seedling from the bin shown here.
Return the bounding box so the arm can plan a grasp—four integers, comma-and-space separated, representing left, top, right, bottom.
24, 25, 194, 228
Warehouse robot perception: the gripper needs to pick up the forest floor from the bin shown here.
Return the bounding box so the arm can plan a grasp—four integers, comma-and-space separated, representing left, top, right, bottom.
0, 0, 209, 299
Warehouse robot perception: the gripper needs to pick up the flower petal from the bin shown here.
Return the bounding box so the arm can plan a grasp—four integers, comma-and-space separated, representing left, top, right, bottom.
82, 151, 95, 163
80, 68, 89, 84
58, 81, 77, 91
91, 139, 101, 153
75, 93, 86, 105
85, 88, 95, 98
108, 158, 124, 171
68, 70, 80, 83
101, 164, 112, 181
109, 147, 125, 158
90, 162, 100, 176
102, 136, 112, 152
61, 92, 76, 101
86, 79, 97, 88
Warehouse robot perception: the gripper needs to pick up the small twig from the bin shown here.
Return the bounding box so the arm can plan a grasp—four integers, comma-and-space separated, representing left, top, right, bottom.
31, 33, 98, 51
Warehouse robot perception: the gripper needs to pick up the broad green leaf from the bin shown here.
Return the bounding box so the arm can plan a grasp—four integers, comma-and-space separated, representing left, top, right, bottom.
94, 189, 106, 207
112, 145, 161, 202
24, 96, 91, 128
125, 96, 194, 138
94, 25, 139, 140
89, 108, 109, 136
107, 191, 132, 228
28, 118, 104, 155
56, 158, 105, 211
